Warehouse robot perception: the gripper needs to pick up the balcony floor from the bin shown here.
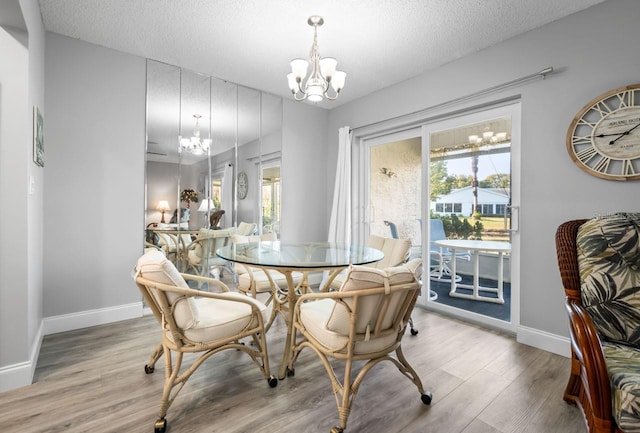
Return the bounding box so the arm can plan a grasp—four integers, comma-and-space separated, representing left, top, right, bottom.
429, 275, 511, 322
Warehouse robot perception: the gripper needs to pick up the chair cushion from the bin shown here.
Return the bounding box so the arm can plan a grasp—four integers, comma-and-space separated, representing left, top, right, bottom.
135, 250, 197, 330
329, 235, 412, 290
367, 235, 411, 269
188, 228, 233, 265
299, 298, 398, 354
576, 212, 640, 347
231, 232, 277, 274
602, 341, 640, 432
178, 292, 268, 343
327, 264, 417, 336
237, 269, 303, 293
237, 222, 257, 236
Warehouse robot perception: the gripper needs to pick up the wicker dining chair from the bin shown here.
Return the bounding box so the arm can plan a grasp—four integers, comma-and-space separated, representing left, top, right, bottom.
287, 259, 432, 433
185, 228, 233, 279
327, 235, 419, 335
134, 250, 277, 433
327, 235, 411, 290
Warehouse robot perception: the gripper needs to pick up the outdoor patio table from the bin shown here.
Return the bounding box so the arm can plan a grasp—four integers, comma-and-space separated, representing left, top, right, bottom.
434, 239, 511, 304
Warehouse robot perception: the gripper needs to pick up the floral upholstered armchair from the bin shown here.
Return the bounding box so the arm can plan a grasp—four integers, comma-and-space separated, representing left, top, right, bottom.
556, 212, 640, 433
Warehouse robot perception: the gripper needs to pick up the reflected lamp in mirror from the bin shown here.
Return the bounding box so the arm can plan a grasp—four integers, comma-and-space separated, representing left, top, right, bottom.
197, 198, 215, 214
157, 200, 170, 223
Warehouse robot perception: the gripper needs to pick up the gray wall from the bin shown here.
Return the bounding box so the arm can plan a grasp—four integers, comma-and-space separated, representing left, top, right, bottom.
326, 0, 640, 343
43, 33, 145, 319
0, 0, 45, 391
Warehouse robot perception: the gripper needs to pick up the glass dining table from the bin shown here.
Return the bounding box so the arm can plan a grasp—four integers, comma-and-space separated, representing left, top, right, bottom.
217, 241, 384, 379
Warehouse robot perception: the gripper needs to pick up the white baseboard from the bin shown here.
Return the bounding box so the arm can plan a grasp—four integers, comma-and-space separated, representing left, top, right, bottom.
43, 302, 144, 336
517, 324, 571, 358
0, 320, 45, 392
0, 360, 32, 392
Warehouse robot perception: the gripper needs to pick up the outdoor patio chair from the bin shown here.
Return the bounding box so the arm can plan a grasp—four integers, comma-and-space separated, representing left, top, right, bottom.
429, 218, 470, 281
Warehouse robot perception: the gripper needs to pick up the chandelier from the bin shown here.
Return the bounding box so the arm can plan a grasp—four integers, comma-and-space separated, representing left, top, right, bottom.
286, 16, 346, 102
468, 128, 508, 145
180, 114, 211, 155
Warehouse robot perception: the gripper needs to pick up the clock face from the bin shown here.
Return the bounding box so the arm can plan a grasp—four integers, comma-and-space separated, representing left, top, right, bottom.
567, 84, 640, 180
237, 172, 248, 200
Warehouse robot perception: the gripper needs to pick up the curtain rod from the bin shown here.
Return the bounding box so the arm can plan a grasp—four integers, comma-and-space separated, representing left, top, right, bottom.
350, 66, 554, 133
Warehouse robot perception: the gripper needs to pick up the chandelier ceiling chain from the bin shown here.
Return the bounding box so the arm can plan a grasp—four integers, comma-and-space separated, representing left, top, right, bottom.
180, 114, 211, 156
287, 15, 346, 103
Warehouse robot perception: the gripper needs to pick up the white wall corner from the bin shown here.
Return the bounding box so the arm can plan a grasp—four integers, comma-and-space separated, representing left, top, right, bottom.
0, 320, 44, 392
43, 302, 144, 336
517, 324, 571, 358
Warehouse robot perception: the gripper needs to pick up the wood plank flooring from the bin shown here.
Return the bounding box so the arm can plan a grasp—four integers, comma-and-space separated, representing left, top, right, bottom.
0, 308, 586, 433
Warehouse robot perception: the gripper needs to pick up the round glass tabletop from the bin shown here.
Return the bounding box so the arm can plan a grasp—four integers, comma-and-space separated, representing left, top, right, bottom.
217, 241, 384, 270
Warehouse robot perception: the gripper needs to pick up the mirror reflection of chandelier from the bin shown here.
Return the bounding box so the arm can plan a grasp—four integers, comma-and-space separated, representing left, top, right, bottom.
468, 128, 508, 145
286, 16, 346, 102
180, 114, 211, 155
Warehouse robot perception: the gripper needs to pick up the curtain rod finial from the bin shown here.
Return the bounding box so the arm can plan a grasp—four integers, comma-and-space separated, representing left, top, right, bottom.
540, 67, 554, 78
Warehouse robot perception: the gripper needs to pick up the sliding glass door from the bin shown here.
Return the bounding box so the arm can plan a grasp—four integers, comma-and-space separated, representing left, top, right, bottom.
359, 102, 520, 333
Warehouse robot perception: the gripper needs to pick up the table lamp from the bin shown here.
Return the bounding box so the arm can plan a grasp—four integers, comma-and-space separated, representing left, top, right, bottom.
157, 200, 170, 223
197, 198, 215, 214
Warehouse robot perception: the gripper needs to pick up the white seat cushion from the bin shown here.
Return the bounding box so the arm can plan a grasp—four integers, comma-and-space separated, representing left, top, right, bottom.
367, 235, 411, 269
237, 269, 303, 293
299, 299, 398, 354
136, 250, 197, 329
327, 264, 416, 335
177, 292, 269, 343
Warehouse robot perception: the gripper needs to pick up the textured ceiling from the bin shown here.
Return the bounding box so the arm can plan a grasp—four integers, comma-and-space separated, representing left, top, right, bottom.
36, 0, 605, 109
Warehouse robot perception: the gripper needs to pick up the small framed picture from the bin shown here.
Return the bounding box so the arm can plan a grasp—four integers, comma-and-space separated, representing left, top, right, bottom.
33, 106, 44, 167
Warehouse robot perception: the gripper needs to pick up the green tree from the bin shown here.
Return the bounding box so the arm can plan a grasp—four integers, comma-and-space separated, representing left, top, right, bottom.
429, 161, 454, 200
452, 174, 474, 189
479, 173, 510, 189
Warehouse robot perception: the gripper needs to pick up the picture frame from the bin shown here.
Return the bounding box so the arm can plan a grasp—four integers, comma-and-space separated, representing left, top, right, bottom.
33, 106, 44, 167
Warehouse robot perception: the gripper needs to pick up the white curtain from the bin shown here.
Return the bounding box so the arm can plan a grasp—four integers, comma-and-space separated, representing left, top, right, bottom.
328, 126, 352, 244
221, 163, 233, 228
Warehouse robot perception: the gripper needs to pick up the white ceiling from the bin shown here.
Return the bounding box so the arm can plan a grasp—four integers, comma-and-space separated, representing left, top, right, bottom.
33, 0, 606, 109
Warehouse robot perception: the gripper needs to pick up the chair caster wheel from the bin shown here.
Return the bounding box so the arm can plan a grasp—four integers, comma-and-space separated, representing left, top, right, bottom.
154, 418, 167, 433
286, 367, 295, 377
145, 365, 155, 374
330, 427, 343, 433
268, 376, 278, 388
410, 328, 419, 336
421, 391, 433, 405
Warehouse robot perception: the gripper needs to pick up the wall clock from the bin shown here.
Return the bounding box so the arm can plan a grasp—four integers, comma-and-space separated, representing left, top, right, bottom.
566, 83, 640, 180
237, 171, 248, 200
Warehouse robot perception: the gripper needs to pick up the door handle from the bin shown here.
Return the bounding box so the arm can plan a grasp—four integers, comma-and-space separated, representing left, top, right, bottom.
505, 205, 519, 233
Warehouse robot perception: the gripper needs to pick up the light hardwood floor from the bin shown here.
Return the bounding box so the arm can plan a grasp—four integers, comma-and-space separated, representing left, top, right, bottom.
1, 307, 586, 433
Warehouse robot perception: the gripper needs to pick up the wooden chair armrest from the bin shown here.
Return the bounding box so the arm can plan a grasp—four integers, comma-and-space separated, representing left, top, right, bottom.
566, 298, 613, 420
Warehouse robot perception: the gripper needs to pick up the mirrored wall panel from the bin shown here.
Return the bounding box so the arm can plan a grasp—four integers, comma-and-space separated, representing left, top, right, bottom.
145, 59, 282, 277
